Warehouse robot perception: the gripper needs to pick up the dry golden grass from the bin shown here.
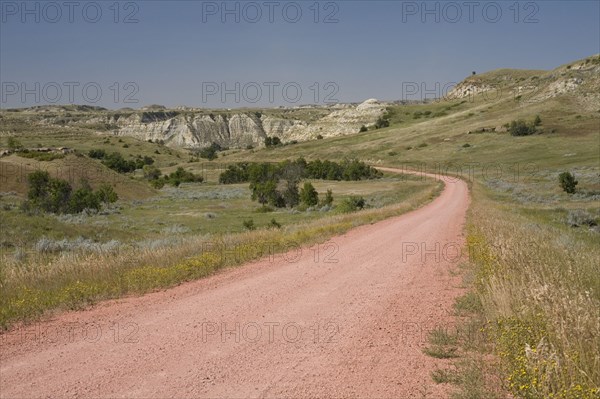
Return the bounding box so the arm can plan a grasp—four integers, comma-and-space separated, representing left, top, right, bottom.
467, 183, 600, 398
0, 180, 442, 330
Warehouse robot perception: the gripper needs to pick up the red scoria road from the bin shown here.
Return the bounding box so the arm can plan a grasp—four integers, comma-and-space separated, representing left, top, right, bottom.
1, 168, 470, 398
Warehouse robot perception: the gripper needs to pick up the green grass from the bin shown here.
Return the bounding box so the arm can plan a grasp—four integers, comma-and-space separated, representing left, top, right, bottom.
0, 175, 442, 329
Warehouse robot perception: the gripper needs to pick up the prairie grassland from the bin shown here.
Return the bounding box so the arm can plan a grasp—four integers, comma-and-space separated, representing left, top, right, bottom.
0, 177, 442, 329
466, 182, 599, 398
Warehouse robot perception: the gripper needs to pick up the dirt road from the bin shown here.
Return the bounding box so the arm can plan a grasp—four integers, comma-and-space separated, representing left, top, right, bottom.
0, 168, 470, 398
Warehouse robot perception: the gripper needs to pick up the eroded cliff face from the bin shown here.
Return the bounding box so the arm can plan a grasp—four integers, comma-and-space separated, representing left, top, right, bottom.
74, 99, 387, 149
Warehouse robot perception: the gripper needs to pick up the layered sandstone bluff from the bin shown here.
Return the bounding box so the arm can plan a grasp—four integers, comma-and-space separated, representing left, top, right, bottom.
80, 99, 387, 149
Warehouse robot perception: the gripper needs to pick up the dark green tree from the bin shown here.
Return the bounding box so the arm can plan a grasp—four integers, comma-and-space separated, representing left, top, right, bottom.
300, 182, 319, 206
559, 172, 578, 194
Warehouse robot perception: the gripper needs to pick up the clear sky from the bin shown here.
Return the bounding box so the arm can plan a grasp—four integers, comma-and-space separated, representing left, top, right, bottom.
1, 0, 599, 109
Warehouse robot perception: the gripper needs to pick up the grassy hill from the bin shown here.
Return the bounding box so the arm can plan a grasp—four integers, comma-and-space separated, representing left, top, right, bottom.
0, 55, 598, 398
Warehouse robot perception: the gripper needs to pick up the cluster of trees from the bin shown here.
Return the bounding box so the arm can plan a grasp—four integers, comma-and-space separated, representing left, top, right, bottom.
219, 158, 382, 185
23, 171, 118, 214
219, 158, 376, 209
89, 149, 155, 173
508, 115, 542, 136
143, 166, 203, 188
193, 142, 225, 161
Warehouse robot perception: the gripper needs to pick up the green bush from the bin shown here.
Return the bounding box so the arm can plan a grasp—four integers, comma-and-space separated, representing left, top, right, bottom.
337, 196, 366, 213
559, 171, 578, 194
270, 218, 281, 229
300, 182, 319, 207
88, 149, 106, 159
509, 119, 537, 136
7, 137, 24, 150
24, 172, 117, 214
374, 117, 390, 129
197, 142, 221, 160
242, 219, 255, 231
321, 189, 334, 206
143, 165, 161, 181
265, 136, 281, 147
359, 125, 368, 133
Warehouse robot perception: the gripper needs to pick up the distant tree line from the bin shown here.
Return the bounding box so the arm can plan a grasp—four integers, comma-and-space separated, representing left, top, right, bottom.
219, 158, 382, 185
143, 166, 203, 188
22, 171, 118, 214
88, 149, 155, 173
219, 158, 379, 209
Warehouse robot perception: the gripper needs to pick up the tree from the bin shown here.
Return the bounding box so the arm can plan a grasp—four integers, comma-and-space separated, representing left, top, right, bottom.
534, 115, 542, 126
69, 181, 100, 213
251, 180, 278, 206
96, 184, 118, 204
199, 142, 221, 160
300, 182, 319, 207
321, 189, 334, 206
279, 179, 299, 208
27, 171, 51, 202
559, 172, 578, 194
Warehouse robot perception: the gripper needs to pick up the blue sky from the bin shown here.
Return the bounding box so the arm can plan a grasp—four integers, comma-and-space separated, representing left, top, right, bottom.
1, 0, 599, 109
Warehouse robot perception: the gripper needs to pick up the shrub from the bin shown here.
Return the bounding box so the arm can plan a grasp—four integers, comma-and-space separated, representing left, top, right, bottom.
265, 136, 281, 147
359, 125, 368, 133
164, 167, 204, 187
96, 184, 118, 204
316, 134, 324, 140
321, 189, 334, 206
300, 182, 319, 207
7, 137, 24, 150
88, 149, 106, 159
69, 182, 100, 214
242, 219, 255, 231
567, 209, 598, 227
337, 196, 366, 213
270, 218, 281, 229
374, 117, 390, 129
509, 119, 536, 136
533, 115, 542, 126
143, 165, 161, 180
559, 171, 578, 194
198, 142, 221, 160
